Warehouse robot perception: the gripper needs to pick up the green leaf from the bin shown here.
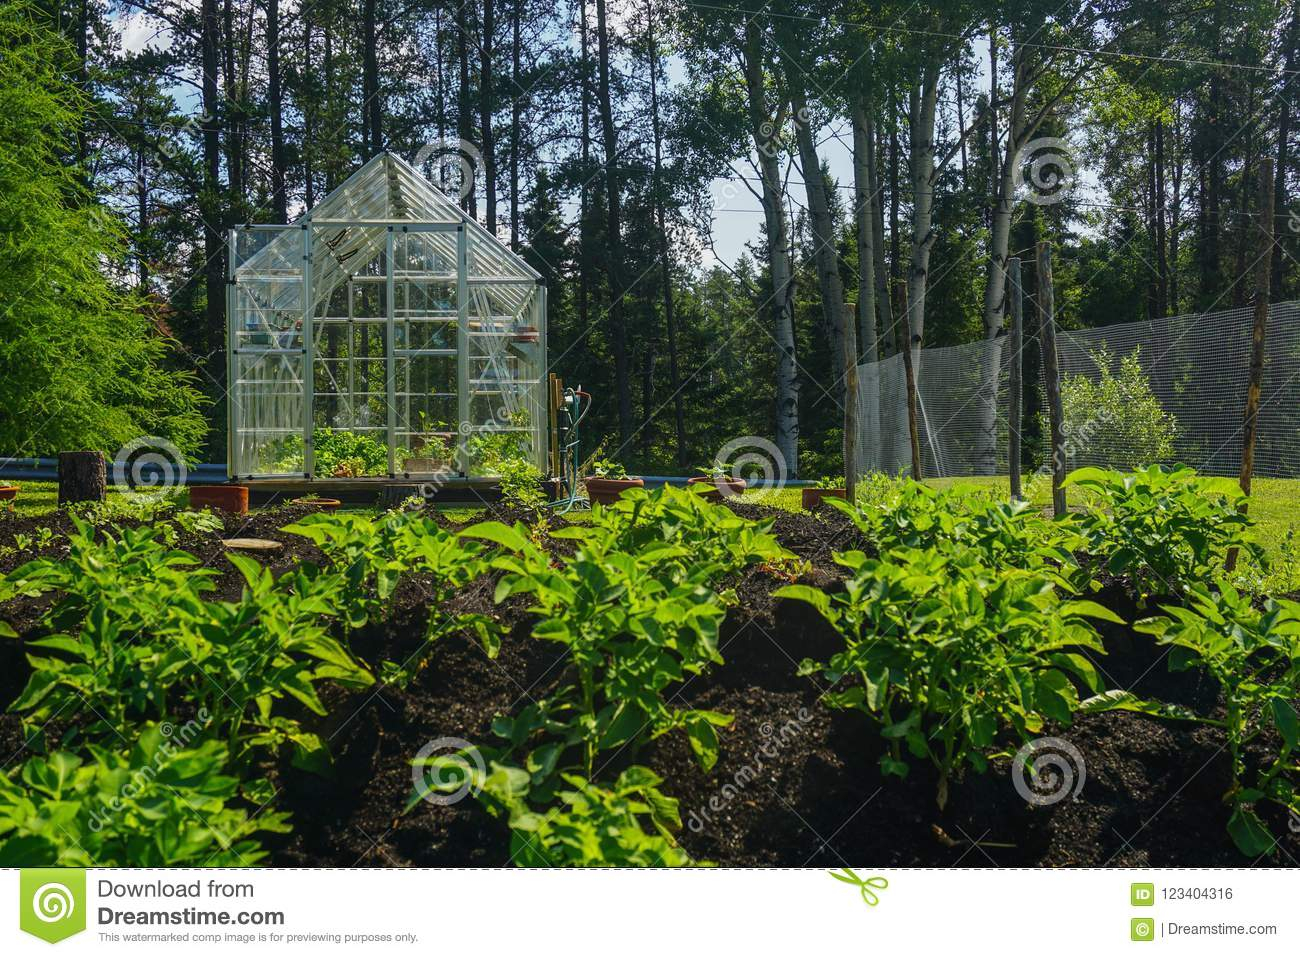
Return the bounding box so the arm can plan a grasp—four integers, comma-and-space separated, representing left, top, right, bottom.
1227, 806, 1275, 857
684, 713, 721, 772
1271, 698, 1299, 750
460, 521, 530, 553
1059, 600, 1126, 625
772, 584, 832, 618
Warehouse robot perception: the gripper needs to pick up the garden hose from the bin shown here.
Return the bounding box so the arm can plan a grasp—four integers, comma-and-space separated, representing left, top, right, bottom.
550, 387, 591, 514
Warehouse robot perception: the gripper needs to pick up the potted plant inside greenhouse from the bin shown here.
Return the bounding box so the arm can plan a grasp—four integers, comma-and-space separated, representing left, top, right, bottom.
687, 459, 746, 502
403, 423, 454, 475
802, 476, 847, 510
584, 458, 644, 504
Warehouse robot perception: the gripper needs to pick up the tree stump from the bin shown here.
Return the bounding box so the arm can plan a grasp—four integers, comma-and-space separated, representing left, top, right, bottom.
58, 451, 106, 505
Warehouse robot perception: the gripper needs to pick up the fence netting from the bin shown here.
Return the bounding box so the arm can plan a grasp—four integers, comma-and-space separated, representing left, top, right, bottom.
855, 300, 1300, 479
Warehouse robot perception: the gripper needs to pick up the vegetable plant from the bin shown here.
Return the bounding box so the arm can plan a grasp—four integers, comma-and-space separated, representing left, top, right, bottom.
779, 546, 1118, 807
0, 724, 290, 867
1061, 465, 1259, 600
283, 510, 498, 683
409, 760, 697, 867
1127, 581, 1300, 856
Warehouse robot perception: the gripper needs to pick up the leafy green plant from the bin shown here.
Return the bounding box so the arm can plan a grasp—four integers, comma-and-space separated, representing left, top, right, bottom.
272, 427, 409, 477
409, 761, 698, 867
0, 724, 290, 866
812, 476, 845, 489
1045, 347, 1179, 470
1061, 466, 1259, 600
778, 546, 1118, 807
283, 510, 497, 684
5, 523, 373, 769
1118, 581, 1300, 856
464, 487, 792, 789
830, 480, 1084, 580
590, 458, 631, 480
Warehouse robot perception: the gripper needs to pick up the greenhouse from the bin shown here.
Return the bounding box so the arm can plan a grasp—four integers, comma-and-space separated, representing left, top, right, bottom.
226, 152, 547, 483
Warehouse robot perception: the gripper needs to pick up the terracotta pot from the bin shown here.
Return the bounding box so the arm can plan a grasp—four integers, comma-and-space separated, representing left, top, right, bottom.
802, 487, 847, 510
687, 475, 747, 502
294, 497, 343, 512
189, 485, 249, 514
0, 485, 17, 502
584, 475, 645, 505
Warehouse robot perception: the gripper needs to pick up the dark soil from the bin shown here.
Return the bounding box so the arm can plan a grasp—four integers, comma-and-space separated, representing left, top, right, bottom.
2, 501, 1298, 867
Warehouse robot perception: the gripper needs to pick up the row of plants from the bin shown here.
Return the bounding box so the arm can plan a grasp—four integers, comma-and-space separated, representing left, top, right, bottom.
0, 467, 1294, 864
0, 505, 501, 865
778, 466, 1297, 855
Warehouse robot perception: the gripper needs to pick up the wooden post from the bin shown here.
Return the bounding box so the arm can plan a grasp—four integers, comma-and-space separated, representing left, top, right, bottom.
1227, 157, 1275, 572
843, 302, 859, 500
901, 304, 923, 481
58, 451, 106, 505
1008, 257, 1024, 501
1036, 242, 1066, 517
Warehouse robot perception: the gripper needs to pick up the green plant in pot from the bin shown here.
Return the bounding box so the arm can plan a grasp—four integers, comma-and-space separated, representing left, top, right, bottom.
802, 476, 847, 510
584, 458, 644, 505
687, 459, 746, 502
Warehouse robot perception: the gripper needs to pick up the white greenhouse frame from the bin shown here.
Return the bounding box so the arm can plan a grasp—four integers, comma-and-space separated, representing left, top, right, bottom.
226, 152, 547, 483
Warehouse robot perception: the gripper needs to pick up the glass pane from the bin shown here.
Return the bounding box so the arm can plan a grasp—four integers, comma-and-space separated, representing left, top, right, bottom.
232, 353, 304, 476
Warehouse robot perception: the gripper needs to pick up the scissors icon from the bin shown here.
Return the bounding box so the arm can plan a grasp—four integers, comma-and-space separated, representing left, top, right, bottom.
829, 868, 889, 906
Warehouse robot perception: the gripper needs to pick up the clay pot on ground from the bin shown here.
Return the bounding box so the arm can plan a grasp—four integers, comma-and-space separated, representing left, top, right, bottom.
584, 475, 645, 505
686, 475, 747, 503
189, 485, 250, 514
0, 485, 17, 502
801, 487, 847, 510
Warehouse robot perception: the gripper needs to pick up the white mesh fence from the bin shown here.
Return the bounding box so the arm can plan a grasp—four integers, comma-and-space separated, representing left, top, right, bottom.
855, 300, 1300, 479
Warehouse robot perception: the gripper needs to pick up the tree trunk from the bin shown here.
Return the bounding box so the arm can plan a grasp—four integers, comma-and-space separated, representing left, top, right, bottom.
974, 51, 1028, 475
268, 0, 287, 220
790, 85, 849, 392
200, 0, 225, 404
59, 451, 106, 505
362, 0, 382, 157
646, 5, 687, 466
1227, 157, 1276, 571
905, 67, 940, 372
1273, 0, 1300, 300
744, 22, 798, 476
1037, 242, 1066, 518
852, 98, 878, 362
456, 2, 475, 216
479, 0, 497, 232
594, 0, 633, 445
510, 0, 521, 247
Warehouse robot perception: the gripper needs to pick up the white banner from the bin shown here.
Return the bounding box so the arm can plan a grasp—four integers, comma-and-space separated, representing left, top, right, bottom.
4, 868, 1298, 954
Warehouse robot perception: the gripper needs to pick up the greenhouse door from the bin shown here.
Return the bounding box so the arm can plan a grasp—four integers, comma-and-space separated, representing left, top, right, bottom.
306, 223, 467, 480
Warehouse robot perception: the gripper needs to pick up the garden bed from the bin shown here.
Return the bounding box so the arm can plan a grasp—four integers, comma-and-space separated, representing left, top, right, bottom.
3, 491, 1294, 868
